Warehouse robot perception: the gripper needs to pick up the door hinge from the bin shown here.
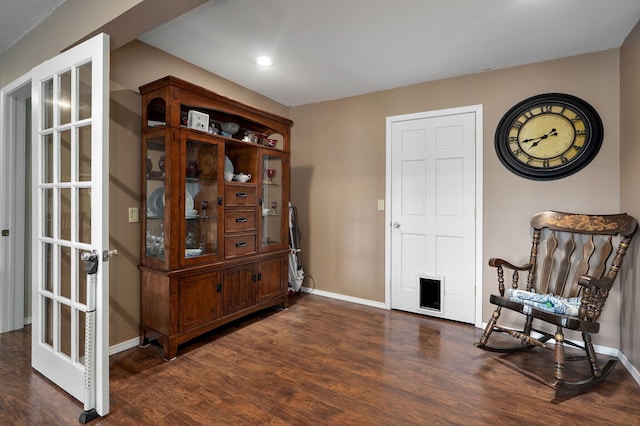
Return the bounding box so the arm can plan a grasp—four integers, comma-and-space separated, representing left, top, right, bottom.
216, 283, 222, 293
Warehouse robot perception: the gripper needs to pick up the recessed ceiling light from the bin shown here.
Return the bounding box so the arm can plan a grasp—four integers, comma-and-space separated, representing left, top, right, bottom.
255, 56, 274, 67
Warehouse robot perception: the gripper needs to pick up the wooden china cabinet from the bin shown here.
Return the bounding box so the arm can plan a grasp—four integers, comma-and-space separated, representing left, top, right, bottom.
138, 76, 292, 360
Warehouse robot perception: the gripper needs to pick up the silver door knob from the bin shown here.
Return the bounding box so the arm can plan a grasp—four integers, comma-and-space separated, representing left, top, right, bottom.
392, 222, 401, 229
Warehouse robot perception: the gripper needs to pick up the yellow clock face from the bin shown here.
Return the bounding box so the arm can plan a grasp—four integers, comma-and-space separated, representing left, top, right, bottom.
508, 104, 586, 168
496, 93, 603, 180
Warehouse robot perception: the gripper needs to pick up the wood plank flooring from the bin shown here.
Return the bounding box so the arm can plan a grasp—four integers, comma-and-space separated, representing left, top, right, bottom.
1, 293, 639, 425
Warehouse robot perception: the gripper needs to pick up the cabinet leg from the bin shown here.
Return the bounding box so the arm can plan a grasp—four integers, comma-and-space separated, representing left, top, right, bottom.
139, 326, 150, 348
163, 338, 178, 361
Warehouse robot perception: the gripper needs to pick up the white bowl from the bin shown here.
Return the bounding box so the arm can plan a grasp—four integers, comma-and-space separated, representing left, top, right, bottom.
185, 248, 203, 258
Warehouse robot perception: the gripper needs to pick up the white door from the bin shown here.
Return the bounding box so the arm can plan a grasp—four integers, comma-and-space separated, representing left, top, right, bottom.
0, 76, 30, 333
30, 33, 110, 415
387, 107, 478, 324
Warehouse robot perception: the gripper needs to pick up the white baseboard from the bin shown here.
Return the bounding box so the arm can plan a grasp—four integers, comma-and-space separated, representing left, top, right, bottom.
109, 337, 140, 356
618, 350, 640, 386
22, 315, 138, 357
300, 286, 386, 310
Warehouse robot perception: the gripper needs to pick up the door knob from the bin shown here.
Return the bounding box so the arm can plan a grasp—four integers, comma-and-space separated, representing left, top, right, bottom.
392, 222, 401, 229
102, 249, 119, 261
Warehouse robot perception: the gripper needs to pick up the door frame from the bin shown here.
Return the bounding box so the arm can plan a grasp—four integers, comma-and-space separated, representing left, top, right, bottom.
0, 71, 31, 333
384, 104, 484, 328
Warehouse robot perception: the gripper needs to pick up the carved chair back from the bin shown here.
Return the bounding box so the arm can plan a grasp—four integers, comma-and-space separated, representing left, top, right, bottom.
513, 212, 636, 322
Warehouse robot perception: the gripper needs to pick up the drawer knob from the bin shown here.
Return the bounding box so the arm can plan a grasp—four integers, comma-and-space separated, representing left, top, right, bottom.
235, 241, 247, 248
235, 217, 248, 223
236, 192, 248, 198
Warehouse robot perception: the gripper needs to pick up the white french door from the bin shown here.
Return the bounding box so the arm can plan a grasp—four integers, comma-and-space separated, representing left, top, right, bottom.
387, 106, 481, 325
30, 33, 110, 415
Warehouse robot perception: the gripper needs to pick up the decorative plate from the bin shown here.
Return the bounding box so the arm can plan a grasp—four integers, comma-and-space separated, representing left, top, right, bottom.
225, 155, 234, 174
196, 144, 218, 179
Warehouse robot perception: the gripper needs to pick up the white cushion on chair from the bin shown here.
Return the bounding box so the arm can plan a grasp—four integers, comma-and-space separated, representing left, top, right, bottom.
506, 289, 581, 317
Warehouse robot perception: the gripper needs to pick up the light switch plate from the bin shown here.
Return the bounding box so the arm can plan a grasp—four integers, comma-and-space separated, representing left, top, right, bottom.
377, 199, 384, 211
128, 207, 139, 223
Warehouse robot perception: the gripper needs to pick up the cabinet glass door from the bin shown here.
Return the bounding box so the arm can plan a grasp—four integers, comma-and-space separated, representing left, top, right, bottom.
144, 132, 168, 264
182, 135, 221, 264
260, 153, 285, 250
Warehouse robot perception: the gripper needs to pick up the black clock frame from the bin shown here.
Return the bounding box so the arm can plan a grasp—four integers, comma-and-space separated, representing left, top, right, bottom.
495, 93, 604, 181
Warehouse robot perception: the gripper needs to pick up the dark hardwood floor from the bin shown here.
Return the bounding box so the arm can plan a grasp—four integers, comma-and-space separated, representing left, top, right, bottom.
1, 293, 639, 425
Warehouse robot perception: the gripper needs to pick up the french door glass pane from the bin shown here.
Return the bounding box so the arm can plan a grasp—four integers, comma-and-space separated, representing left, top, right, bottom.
44, 242, 53, 292
43, 133, 54, 183
78, 63, 92, 121
44, 188, 53, 238
60, 129, 72, 182
60, 188, 71, 241
60, 304, 71, 358
59, 70, 71, 125
44, 297, 53, 346
42, 78, 53, 130
60, 246, 72, 299
78, 125, 92, 181
79, 188, 91, 244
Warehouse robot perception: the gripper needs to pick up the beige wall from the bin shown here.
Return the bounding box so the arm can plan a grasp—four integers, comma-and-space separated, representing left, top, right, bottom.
620, 20, 640, 368
0, 0, 143, 87
106, 41, 293, 344
290, 49, 624, 348
1, 0, 638, 361
0, 0, 288, 346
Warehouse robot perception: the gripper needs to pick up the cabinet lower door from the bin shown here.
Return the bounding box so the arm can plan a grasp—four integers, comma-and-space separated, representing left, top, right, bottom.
179, 271, 222, 331
223, 263, 256, 315
258, 256, 287, 303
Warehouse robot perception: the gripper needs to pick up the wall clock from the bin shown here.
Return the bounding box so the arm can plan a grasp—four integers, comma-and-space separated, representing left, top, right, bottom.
495, 93, 603, 180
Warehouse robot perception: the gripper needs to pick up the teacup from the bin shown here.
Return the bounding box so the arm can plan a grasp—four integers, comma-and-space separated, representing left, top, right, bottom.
262, 208, 271, 216
224, 171, 234, 181
233, 173, 251, 182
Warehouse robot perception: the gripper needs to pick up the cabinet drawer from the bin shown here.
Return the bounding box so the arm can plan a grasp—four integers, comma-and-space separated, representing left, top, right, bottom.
224, 233, 257, 258
224, 184, 257, 207
225, 209, 257, 233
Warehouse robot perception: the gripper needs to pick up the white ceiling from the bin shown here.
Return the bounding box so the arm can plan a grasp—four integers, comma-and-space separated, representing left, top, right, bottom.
3, 1, 640, 107
139, 0, 640, 106
0, 0, 66, 54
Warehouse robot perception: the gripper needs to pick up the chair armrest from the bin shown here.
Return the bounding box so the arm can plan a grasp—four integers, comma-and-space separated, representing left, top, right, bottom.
577, 275, 615, 321
488, 258, 532, 271
577, 275, 614, 291
488, 258, 533, 296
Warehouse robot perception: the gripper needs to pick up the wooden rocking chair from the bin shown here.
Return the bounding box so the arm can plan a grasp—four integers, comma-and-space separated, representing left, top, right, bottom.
477, 211, 637, 398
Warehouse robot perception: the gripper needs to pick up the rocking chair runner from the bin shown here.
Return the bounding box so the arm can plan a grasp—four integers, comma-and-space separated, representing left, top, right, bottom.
477, 211, 637, 398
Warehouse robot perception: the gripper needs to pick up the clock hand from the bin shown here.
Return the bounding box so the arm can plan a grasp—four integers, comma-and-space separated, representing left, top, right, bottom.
530, 132, 559, 147
522, 128, 558, 145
